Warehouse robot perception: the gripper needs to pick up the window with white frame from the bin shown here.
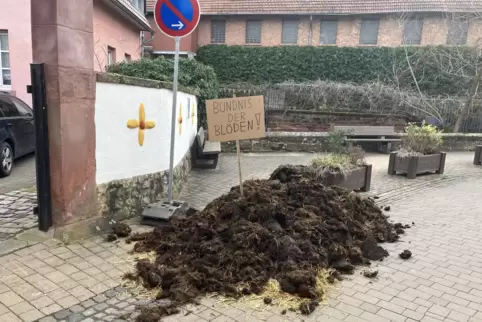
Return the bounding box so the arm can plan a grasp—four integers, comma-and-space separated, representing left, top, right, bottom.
0, 32, 11, 88
282, 20, 299, 44
131, 0, 145, 13
107, 46, 116, 66
125, 54, 132, 63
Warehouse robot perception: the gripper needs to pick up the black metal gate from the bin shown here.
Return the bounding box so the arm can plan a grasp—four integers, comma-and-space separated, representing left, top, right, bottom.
27, 64, 52, 232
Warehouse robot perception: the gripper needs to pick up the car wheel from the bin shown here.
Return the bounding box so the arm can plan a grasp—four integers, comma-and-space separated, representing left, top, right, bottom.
0, 142, 13, 177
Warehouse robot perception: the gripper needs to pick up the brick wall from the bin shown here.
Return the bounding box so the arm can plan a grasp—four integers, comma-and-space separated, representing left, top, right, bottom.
148, 13, 482, 53
195, 14, 482, 48
220, 133, 482, 153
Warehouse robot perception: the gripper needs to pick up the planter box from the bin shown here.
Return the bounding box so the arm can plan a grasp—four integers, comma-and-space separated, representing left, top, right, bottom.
322, 164, 372, 192
388, 152, 446, 179
474, 146, 482, 165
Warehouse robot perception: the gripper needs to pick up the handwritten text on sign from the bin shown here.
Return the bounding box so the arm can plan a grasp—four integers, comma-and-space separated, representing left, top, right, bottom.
206, 96, 265, 142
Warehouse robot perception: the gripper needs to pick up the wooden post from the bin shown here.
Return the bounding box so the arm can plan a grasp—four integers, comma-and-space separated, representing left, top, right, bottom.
233, 94, 243, 197
236, 139, 243, 197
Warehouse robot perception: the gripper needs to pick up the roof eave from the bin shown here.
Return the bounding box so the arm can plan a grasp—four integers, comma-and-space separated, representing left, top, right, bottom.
102, 0, 155, 32
200, 10, 474, 16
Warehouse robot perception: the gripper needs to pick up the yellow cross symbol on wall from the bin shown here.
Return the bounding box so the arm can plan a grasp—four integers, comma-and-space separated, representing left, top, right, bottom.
191, 102, 195, 124
127, 103, 156, 146
178, 104, 183, 135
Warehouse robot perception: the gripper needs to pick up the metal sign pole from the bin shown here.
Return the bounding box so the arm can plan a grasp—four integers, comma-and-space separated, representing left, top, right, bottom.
142, 0, 200, 223
167, 36, 181, 202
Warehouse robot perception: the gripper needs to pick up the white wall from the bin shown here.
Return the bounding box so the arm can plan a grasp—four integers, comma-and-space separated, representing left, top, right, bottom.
95, 82, 198, 184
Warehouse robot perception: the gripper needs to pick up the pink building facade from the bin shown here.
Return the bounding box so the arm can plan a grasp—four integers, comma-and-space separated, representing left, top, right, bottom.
0, 0, 152, 106
0, 0, 32, 105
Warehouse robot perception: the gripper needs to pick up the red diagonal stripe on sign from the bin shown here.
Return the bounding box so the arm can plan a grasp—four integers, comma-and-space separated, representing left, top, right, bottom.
163, 0, 190, 26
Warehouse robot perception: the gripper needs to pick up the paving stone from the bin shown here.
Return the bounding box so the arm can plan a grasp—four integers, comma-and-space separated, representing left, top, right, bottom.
0, 302, 8, 315
94, 313, 106, 319
106, 298, 119, 305
82, 308, 96, 316
48, 289, 70, 302
57, 295, 80, 308
105, 290, 118, 298
105, 307, 120, 315
38, 317, 57, 322
81, 299, 95, 308
54, 309, 71, 319
124, 305, 135, 312
40, 303, 62, 315
115, 301, 129, 309
114, 286, 128, 293
70, 304, 85, 313
93, 294, 108, 303
94, 303, 109, 311
9, 301, 35, 315
0, 312, 23, 322
66, 313, 85, 322
0, 290, 24, 306
18, 308, 43, 322
31, 295, 55, 309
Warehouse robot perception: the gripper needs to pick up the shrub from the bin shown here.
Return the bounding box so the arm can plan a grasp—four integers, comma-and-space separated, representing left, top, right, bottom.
326, 130, 351, 154
399, 122, 443, 155
311, 153, 357, 178
197, 45, 475, 97
310, 131, 366, 178
107, 57, 220, 126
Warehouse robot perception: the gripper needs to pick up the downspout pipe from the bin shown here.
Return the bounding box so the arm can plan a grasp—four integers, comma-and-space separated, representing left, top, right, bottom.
308, 15, 313, 46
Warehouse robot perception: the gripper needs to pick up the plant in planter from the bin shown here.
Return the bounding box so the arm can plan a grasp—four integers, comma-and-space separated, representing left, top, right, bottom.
310, 131, 372, 191
388, 122, 446, 179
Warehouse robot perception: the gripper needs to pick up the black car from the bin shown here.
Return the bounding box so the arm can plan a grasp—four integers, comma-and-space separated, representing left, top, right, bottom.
0, 92, 35, 177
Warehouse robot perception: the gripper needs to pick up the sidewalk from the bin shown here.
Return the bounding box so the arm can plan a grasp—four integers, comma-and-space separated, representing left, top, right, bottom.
0, 152, 480, 322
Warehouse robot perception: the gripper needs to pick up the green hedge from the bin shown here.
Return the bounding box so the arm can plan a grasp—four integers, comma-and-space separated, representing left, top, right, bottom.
107, 57, 219, 125
197, 45, 476, 97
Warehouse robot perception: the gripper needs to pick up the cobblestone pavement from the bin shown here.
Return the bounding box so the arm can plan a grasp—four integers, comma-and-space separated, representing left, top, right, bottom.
0, 154, 36, 195
0, 191, 37, 242
0, 152, 480, 322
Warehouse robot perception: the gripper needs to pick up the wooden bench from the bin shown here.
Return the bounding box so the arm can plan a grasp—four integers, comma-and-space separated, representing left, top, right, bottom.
332, 125, 402, 153
192, 127, 221, 169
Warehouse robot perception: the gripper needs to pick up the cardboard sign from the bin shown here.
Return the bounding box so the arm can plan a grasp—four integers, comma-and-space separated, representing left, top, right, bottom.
206, 96, 266, 142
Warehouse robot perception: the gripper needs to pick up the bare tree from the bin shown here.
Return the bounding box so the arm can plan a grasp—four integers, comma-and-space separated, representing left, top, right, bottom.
393, 11, 482, 132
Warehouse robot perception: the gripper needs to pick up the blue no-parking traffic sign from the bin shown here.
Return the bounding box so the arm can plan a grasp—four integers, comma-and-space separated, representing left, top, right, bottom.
154, 0, 201, 38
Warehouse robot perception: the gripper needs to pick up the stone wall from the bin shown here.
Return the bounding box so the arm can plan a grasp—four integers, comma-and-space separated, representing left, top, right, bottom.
267, 110, 412, 132
96, 150, 192, 222
222, 133, 482, 153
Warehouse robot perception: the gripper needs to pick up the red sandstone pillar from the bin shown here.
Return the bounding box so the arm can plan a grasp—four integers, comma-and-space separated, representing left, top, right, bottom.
31, 0, 97, 227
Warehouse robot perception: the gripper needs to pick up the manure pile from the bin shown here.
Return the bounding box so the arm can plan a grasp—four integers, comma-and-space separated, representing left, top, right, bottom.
125, 165, 407, 321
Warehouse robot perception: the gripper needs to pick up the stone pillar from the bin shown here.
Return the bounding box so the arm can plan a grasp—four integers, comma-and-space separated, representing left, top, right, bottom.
31, 0, 97, 231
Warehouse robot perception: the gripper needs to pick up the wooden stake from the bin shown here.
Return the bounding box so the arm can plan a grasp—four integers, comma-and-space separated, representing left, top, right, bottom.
232, 94, 243, 197
236, 139, 243, 197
